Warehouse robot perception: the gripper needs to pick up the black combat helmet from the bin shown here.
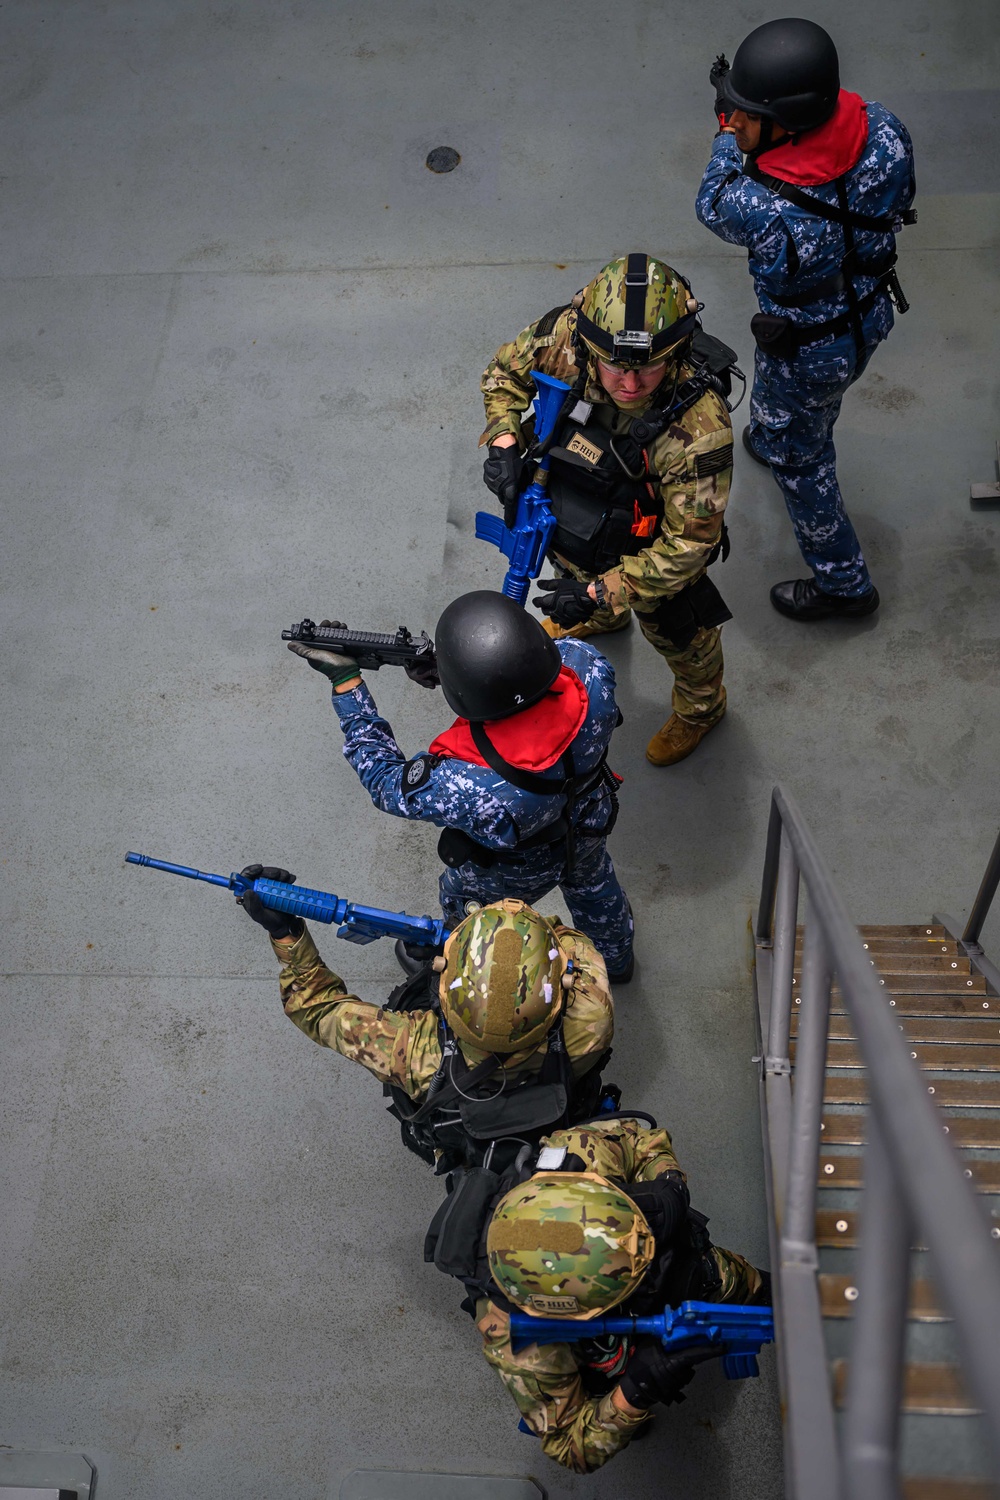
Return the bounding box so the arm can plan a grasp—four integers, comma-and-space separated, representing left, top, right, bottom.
435, 590, 561, 722
723, 18, 840, 134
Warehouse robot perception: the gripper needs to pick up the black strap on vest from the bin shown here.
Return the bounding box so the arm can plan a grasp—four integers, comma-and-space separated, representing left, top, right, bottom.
741, 157, 914, 356
471, 720, 582, 876
402, 1045, 506, 1126
742, 157, 917, 233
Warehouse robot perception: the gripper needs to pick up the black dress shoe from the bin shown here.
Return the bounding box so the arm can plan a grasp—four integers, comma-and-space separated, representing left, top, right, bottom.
770, 577, 880, 620
742, 426, 770, 467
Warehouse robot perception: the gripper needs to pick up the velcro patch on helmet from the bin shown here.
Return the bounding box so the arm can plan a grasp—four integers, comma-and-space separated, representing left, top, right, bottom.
492, 1218, 586, 1255
528, 1294, 581, 1314
401, 755, 437, 797
695, 443, 733, 478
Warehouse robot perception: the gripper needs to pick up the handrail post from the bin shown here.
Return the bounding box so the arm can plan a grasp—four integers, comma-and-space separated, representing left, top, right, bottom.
842, 1106, 912, 1500
963, 826, 1000, 947
783, 919, 832, 1260
779, 918, 842, 1499
757, 795, 784, 944
768, 829, 799, 1068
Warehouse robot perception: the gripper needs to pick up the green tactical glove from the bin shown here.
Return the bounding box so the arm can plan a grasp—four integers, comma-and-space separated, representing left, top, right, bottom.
287, 618, 361, 689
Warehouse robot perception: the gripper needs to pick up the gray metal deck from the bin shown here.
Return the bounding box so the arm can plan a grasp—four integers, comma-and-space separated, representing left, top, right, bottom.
1, 2, 998, 1496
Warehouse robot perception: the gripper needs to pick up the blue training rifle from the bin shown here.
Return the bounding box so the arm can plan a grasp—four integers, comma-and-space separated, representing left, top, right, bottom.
474, 370, 571, 605
509, 1299, 774, 1380
125, 852, 449, 948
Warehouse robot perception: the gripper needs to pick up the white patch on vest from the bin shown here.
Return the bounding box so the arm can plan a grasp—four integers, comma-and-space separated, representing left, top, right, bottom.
536, 1145, 568, 1170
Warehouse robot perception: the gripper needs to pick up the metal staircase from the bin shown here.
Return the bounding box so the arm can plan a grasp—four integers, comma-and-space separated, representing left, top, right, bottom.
753, 790, 1000, 1500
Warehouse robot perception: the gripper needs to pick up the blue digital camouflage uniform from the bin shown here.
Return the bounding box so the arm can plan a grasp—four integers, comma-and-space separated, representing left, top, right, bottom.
695, 103, 915, 596
329, 638, 633, 973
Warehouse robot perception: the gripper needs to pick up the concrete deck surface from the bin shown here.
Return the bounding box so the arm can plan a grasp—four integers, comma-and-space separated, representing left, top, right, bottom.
1, 1, 998, 1496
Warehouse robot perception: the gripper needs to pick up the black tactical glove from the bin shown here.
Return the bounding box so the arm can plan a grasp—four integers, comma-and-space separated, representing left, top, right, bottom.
483, 446, 525, 528
404, 652, 440, 690
286, 619, 361, 689
238, 864, 303, 941
710, 53, 731, 122
619, 1342, 720, 1412
533, 577, 598, 628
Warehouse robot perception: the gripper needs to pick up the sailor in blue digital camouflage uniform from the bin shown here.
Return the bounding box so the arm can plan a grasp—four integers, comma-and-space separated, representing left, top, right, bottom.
288, 591, 634, 981
696, 18, 915, 620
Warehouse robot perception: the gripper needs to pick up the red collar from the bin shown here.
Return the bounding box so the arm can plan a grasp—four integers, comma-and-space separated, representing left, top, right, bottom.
429, 667, 588, 772
755, 90, 868, 186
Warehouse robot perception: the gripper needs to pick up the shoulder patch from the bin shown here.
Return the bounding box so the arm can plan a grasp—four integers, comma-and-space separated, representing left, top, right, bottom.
695, 442, 734, 477
401, 754, 438, 797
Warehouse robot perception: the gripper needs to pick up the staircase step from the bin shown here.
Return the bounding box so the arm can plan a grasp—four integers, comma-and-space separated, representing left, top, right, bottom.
793, 1015, 1000, 1045
818, 1155, 1000, 1192
821, 1113, 1000, 1148
824, 1076, 1000, 1108
806, 1041, 1000, 1071
820, 1273, 944, 1320
798, 955, 973, 974
824, 993, 999, 1018
797, 925, 947, 940
814, 975, 986, 994
832, 1361, 977, 1415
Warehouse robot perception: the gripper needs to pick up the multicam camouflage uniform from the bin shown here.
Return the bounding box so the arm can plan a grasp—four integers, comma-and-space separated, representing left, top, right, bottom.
271, 919, 613, 1096
481, 297, 733, 726
474, 1116, 763, 1473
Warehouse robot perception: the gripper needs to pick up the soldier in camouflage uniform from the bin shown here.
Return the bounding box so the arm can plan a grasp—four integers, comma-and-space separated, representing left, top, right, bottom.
440, 1115, 767, 1473
481, 254, 735, 766
239, 870, 615, 1161
696, 19, 915, 619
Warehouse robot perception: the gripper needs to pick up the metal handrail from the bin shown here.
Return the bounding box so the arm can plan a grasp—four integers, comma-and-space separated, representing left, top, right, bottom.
756, 785, 1000, 1499
962, 827, 1000, 947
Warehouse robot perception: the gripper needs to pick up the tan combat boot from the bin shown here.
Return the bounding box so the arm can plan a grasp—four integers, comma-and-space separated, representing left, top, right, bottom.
646, 705, 726, 766
540, 613, 632, 642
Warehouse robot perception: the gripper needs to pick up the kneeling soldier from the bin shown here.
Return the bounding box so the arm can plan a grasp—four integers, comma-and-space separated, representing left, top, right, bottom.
425, 1113, 769, 1473
289, 590, 634, 981
481, 254, 736, 766
240, 872, 616, 1171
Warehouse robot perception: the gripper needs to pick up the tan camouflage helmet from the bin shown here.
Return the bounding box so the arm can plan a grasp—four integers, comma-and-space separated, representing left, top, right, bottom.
438, 899, 569, 1055
487, 1171, 656, 1319
576, 253, 699, 367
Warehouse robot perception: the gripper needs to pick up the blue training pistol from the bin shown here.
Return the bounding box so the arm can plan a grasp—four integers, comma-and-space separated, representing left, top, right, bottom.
509, 1299, 774, 1380
125, 852, 448, 948
474, 370, 570, 606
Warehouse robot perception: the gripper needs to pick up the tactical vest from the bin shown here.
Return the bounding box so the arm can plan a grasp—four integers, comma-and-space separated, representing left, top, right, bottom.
382, 962, 614, 1178
741, 156, 916, 360
436, 719, 622, 875
541, 328, 739, 581
423, 1121, 723, 1395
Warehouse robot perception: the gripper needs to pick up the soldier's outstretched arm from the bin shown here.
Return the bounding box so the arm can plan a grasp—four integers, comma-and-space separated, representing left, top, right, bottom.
476, 1298, 649, 1473
239, 867, 443, 1098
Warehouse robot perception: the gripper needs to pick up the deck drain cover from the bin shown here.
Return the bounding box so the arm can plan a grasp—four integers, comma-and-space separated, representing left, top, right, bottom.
425, 146, 461, 173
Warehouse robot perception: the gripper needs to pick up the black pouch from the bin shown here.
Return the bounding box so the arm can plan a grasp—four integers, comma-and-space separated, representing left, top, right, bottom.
459, 1083, 569, 1140
750, 311, 800, 360
641, 573, 733, 649
438, 826, 497, 870
423, 1167, 501, 1277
